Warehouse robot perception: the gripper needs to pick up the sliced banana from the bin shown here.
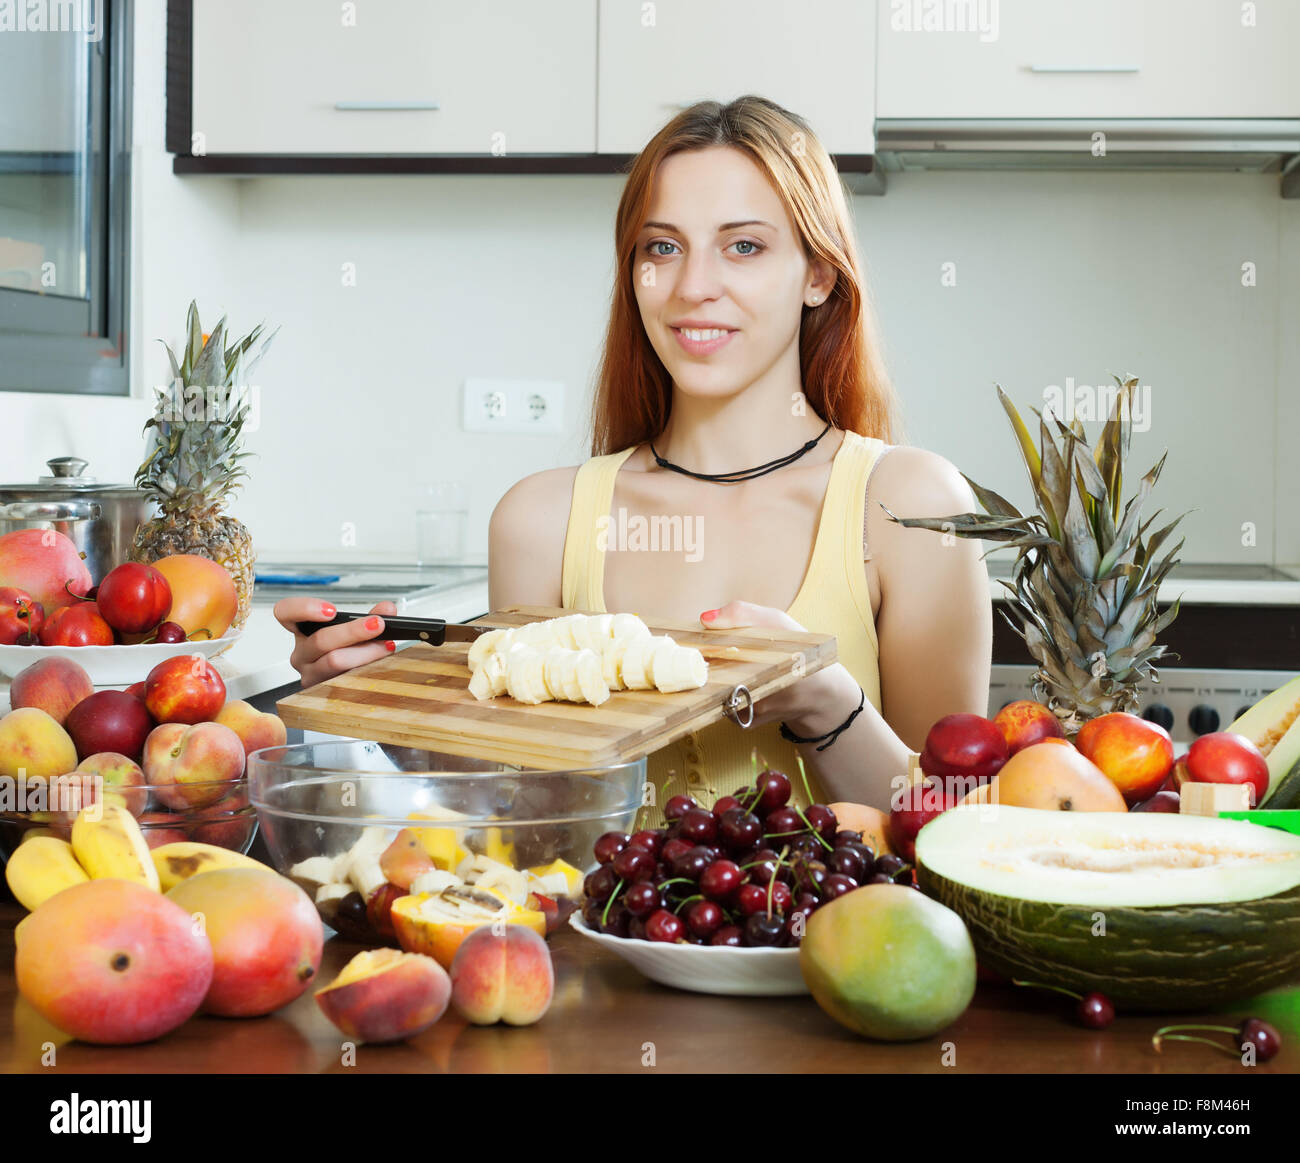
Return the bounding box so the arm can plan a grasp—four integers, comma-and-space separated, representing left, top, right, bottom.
505, 644, 551, 704
619, 634, 661, 690
467, 628, 507, 671
610, 612, 652, 643
654, 644, 709, 692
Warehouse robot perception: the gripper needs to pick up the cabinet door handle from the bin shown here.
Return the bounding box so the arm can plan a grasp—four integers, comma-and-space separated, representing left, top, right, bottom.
1028, 64, 1141, 73
333, 100, 441, 111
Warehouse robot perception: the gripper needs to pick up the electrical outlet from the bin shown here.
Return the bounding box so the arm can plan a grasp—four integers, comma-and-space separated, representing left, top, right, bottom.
462, 378, 564, 435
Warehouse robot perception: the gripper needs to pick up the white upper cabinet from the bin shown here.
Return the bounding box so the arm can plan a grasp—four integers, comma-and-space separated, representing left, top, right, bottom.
877, 0, 1300, 119
191, 0, 597, 154
597, 0, 877, 154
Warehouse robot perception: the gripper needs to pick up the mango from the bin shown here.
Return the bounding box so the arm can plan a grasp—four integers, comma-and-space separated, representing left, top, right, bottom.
799, 883, 975, 1041
315, 948, 451, 1043
15, 879, 212, 1044
166, 868, 323, 1017
449, 925, 553, 1027
0, 707, 78, 782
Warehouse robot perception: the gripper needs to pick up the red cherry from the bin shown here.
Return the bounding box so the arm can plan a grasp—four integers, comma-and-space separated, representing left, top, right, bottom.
735, 884, 770, 916
593, 831, 629, 865
685, 899, 723, 938
644, 908, 686, 943
754, 769, 792, 813
663, 794, 697, 821
699, 860, 743, 901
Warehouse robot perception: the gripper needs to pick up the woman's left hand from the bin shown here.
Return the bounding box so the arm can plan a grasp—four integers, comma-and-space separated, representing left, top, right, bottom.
700, 600, 859, 733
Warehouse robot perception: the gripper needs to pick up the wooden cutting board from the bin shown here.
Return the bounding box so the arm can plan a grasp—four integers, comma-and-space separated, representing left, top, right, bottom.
276, 605, 837, 770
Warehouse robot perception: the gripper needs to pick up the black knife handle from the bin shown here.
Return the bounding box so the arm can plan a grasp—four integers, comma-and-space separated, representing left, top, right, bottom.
294, 612, 449, 643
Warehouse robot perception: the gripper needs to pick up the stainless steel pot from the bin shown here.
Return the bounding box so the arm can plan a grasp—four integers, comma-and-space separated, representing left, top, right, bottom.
0, 457, 155, 583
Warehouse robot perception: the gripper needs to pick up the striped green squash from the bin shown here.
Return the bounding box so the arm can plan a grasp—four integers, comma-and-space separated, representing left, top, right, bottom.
915, 805, 1300, 1011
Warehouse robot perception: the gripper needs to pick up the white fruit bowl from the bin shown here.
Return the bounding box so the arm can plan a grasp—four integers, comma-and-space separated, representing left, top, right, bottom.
569, 914, 810, 997
0, 632, 240, 687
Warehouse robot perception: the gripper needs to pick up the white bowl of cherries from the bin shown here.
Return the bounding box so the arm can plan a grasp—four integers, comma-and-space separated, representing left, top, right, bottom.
569, 771, 914, 997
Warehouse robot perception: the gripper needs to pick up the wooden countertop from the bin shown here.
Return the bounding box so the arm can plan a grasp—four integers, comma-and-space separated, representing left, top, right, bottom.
1, 903, 1296, 1075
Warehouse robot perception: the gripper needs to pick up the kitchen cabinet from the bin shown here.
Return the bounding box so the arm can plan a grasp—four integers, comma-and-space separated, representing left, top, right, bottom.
190, 0, 596, 154
877, 0, 1300, 119
597, 0, 877, 155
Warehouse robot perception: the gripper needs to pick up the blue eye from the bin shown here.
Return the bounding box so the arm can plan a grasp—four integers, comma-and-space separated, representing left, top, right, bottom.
733, 240, 759, 255
647, 241, 678, 257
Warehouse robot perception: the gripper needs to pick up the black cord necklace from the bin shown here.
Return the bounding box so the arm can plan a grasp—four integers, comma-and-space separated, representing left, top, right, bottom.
649, 421, 833, 483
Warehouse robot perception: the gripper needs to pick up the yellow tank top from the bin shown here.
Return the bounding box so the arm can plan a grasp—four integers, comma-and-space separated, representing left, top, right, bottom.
561, 430, 887, 824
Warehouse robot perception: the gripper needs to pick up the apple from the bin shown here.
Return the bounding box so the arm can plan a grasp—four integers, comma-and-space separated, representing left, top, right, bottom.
94, 562, 172, 635
0, 586, 44, 645
887, 778, 956, 864
63, 690, 154, 762
144, 654, 226, 724
1185, 732, 1270, 807
39, 604, 114, 647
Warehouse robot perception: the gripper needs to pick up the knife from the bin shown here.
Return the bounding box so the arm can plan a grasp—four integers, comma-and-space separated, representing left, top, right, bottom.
294, 612, 489, 645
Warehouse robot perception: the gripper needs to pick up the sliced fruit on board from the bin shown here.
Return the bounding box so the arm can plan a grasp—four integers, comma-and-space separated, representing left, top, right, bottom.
915, 805, 1300, 1011
1228, 675, 1300, 807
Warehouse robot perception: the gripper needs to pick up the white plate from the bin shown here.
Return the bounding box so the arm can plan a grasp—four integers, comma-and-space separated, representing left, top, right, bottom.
0, 632, 241, 686
569, 913, 809, 996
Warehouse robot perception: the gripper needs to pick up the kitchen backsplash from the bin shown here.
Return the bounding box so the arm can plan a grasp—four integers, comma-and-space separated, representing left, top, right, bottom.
3, 6, 1297, 567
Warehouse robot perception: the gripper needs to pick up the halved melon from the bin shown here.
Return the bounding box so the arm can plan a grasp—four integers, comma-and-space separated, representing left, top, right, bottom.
915, 805, 1300, 1010
1228, 675, 1300, 807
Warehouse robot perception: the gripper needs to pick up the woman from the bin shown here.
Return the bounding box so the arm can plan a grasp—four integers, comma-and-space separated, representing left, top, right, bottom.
276, 96, 992, 815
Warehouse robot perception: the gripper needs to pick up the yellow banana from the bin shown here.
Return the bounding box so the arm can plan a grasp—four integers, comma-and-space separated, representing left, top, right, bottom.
151, 841, 268, 892
70, 803, 159, 891
4, 836, 89, 911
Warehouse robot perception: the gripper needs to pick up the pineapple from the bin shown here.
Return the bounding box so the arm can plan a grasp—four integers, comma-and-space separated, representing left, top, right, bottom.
132, 301, 277, 629
884, 375, 1185, 733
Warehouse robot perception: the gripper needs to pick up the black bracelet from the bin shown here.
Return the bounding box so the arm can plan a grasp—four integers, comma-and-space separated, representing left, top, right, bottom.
779, 686, 866, 752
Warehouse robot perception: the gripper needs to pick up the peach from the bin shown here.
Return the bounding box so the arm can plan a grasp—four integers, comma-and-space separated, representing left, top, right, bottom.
379, 828, 436, 890
15, 879, 212, 1044
142, 721, 244, 810
1075, 711, 1175, 805
8, 657, 93, 726
189, 790, 255, 850
148, 555, 238, 640
0, 529, 92, 613
449, 925, 553, 1027
315, 948, 451, 1043
213, 700, 287, 761
138, 811, 190, 849
0, 707, 79, 781
144, 653, 226, 725
993, 699, 1065, 755
166, 867, 323, 1018
73, 752, 148, 818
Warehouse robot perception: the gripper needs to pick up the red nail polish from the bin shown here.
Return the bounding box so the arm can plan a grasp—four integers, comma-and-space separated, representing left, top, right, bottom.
320, 602, 336, 618
701, 609, 718, 622
366, 616, 381, 631
384, 640, 396, 652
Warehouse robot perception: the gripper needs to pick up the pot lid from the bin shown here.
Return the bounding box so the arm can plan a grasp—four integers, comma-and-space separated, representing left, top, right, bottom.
0, 457, 141, 494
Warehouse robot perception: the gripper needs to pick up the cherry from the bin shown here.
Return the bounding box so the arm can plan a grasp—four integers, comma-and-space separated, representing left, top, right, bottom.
583, 865, 617, 901
719, 809, 763, 852
826, 847, 866, 881
874, 854, 907, 878
581, 897, 605, 928
601, 904, 631, 937
867, 872, 894, 885
754, 769, 792, 813
644, 908, 686, 943
663, 794, 698, 822
670, 846, 713, 881
834, 829, 863, 845
660, 837, 694, 868
628, 917, 648, 940
1239, 1019, 1281, 1061
743, 913, 784, 946
685, 899, 724, 938
622, 881, 661, 917
710, 925, 744, 947
736, 884, 770, 916
767, 881, 793, 913
794, 891, 818, 911
699, 859, 744, 901
1076, 992, 1114, 1029
822, 873, 858, 900
764, 806, 805, 838
593, 831, 630, 865
713, 795, 743, 814
678, 807, 719, 844
804, 804, 838, 843
630, 829, 664, 856
796, 864, 828, 894
846, 841, 876, 866
612, 845, 656, 882
151, 621, 188, 644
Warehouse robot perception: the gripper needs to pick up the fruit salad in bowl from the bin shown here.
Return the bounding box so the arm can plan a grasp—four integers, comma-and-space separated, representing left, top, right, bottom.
247, 740, 644, 961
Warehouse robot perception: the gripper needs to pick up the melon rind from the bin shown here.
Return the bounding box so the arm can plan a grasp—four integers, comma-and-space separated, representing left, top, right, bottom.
1228, 674, 1300, 807
915, 806, 1300, 1011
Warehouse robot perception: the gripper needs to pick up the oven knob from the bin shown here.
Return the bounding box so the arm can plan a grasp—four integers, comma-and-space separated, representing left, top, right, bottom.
1188, 705, 1220, 736
1141, 703, 1175, 732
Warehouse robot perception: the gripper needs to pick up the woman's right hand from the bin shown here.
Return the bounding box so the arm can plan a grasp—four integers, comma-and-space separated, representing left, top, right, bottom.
273, 597, 398, 689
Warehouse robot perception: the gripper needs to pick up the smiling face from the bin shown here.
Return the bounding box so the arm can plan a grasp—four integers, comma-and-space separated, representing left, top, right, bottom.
633, 146, 827, 404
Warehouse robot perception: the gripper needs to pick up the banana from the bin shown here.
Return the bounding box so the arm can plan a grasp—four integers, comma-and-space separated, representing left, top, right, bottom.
467, 627, 507, 670
151, 842, 268, 893
654, 643, 709, 692
619, 634, 661, 690
543, 645, 579, 702
70, 803, 159, 891
505, 645, 551, 704
4, 836, 89, 911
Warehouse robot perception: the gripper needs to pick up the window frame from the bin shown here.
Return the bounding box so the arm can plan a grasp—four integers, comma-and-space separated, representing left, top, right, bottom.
0, 0, 132, 395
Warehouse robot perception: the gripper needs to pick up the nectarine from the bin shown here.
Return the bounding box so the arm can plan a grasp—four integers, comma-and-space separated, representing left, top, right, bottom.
315, 948, 451, 1043
449, 925, 553, 1027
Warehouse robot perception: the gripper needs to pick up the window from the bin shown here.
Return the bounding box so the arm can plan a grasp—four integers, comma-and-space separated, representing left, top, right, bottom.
0, 0, 130, 394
